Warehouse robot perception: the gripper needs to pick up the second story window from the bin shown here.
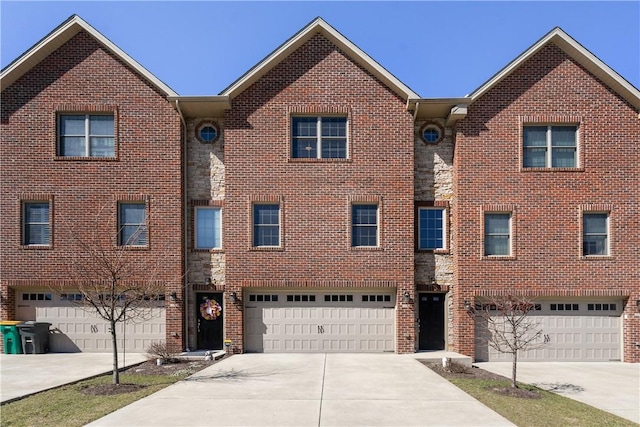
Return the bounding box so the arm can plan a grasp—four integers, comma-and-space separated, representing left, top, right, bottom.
351, 204, 379, 247
118, 202, 147, 246
583, 213, 609, 256
292, 116, 347, 159
484, 213, 511, 256
195, 207, 222, 249
523, 125, 577, 168
418, 207, 446, 250
253, 204, 280, 247
23, 201, 50, 246
59, 114, 114, 157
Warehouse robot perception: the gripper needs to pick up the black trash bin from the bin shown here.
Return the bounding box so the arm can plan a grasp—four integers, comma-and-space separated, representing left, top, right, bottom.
17, 322, 51, 354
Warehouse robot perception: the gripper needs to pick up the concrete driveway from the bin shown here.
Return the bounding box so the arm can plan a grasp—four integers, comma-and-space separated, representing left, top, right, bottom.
88, 353, 513, 426
476, 362, 640, 424
0, 352, 147, 403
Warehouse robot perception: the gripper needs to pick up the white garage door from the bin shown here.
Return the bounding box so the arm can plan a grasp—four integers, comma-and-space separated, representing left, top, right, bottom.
245, 291, 395, 352
16, 291, 165, 353
475, 299, 622, 362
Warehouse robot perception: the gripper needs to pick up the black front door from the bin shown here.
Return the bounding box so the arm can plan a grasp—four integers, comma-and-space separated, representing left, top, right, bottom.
419, 293, 445, 350
196, 293, 223, 350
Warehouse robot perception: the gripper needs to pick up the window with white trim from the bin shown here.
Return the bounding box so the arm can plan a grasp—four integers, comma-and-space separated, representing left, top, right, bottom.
291, 116, 347, 159
583, 213, 609, 256
23, 201, 50, 246
523, 125, 577, 168
118, 202, 147, 246
253, 204, 280, 247
484, 213, 511, 256
351, 204, 379, 247
418, 207, 445, 250
59, 114, 115, 157
195, 207, 221, 249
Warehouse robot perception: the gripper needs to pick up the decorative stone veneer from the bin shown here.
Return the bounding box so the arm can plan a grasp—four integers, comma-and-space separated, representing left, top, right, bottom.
185, 117, 226, 350
414, 118, 455, 349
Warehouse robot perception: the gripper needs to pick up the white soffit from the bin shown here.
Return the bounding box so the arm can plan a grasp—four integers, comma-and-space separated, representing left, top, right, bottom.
467, 27, 640, 110
220, 17, 419, 100
1, 15, 178, 96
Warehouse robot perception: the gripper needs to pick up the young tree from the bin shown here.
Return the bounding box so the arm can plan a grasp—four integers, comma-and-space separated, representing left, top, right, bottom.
53, 207, 170, 385
475, 295, 545, 388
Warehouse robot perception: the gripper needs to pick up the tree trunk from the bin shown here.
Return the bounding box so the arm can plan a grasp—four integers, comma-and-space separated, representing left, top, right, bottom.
111, 320, 120, 385
511, 350, 518, 388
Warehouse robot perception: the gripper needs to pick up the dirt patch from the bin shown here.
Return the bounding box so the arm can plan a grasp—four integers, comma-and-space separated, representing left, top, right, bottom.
424, 362, 542, 399
79, 357, 221, 396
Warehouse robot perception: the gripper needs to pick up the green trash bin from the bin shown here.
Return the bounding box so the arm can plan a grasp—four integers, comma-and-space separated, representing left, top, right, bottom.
1, 321, 24, 354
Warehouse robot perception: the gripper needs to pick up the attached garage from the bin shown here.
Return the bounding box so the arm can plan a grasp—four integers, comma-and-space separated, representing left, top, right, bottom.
245, 291, 395, 352
475, 299, 622, 362
16, 290, 165, 353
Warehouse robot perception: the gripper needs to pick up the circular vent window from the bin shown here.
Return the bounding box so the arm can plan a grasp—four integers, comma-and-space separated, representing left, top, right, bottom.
420, 123, 444, 144
196, 122, 220, 143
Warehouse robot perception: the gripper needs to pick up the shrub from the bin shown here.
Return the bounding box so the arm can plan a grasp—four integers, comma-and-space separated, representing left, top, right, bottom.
146, 341, 179, 362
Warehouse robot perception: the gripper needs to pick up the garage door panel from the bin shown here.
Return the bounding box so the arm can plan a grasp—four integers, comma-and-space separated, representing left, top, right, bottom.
476, 300, 622, 362
245, 291, 395, 353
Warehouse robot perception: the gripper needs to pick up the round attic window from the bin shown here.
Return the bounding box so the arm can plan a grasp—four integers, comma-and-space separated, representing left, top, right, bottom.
420, 123, 444, 144
196, 122, 219, 143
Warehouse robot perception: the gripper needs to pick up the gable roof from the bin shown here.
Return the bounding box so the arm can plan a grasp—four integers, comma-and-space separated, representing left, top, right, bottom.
220, 17, 419, 100
467, 27, 640, 110
0, 14, 177, 96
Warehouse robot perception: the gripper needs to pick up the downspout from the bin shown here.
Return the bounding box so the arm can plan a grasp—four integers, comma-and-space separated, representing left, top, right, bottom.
175, 99, 190, 352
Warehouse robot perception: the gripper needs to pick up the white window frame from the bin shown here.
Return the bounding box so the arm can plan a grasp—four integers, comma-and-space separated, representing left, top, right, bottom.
523, 125, 578, 168
484, 212, 512, 257
252, 204, 281, 247
418, 207, 446, 250
22, 201, 51, 246
351, 204, 379, 248
195, 207, 222, 250
58, 114, 115, 158
582, 212, 610, 256
291, 116, 348, 159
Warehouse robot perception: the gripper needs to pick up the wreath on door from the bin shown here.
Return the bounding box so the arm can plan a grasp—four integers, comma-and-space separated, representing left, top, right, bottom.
200, 298, 222, 320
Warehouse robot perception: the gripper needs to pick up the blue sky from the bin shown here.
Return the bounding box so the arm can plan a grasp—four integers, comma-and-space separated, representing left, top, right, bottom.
1, 1, 638, 97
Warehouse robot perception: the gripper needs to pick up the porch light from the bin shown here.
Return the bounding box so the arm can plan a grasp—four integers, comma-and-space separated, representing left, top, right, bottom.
464, 300, 472, 312
169, 292, 178, 302
229, 292, 237, 304
205, 278, 212, 287
403, 291, 411, 304
636, 299, 640, 311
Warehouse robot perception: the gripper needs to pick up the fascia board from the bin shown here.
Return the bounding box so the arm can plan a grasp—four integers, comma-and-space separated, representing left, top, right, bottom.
1, 15, 178, 97
467, 28, 640, 110
220, 17, 419, 100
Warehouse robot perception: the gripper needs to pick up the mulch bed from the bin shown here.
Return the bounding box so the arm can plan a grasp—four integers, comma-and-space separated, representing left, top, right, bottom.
78, 358, 218, 396
424, 361, 542, 399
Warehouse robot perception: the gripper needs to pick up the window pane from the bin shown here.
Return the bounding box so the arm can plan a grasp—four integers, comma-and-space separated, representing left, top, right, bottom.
321, 117, 346, 137
584, 214, 607, 234
292, 138, 317, 158
90, 137, 115, 157
60, 115, 85, 135
419, 208, 444, 250
583, 236, 607, 255
523, 126, 547, 147
523, 148, 546, 168
551, 126, 576, 147
292, 117, 317, 137
24, 202, 50, 245
253, 204, 279, 246
352, 205, 378, 247
60, 137, 86, 156
196, 208, 221, 249
485, 236, 509, 256
551, 148, 576, 167
485, 214, 510, 234
119, 203, 146, 245
89, 115, 114, 135
321, 138, 346, 158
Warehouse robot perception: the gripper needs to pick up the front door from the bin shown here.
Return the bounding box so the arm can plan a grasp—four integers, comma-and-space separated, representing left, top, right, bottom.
419, 293, 445, 350
196, 293, 223, 350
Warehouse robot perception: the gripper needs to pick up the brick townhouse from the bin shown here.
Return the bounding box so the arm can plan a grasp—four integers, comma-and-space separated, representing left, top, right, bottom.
1, 15, 638, 362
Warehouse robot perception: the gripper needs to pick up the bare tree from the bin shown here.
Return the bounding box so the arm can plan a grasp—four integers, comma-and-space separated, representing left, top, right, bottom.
475, 295, 545, 388
53, 207, 169, 385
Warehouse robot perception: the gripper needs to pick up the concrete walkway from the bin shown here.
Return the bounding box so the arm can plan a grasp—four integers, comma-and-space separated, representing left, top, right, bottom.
88, 353, 514, 426
476, 361, 640, 424
0, 352, 147, 403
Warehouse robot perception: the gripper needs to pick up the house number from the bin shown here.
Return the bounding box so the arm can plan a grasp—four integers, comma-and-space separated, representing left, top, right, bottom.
90, 325, 98, 333
317, 325, 325, 334
544, 334, 551, 343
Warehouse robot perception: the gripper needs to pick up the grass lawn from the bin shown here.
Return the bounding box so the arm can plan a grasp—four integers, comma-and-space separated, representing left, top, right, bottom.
449, 377, 637, 427
0, 363, 203, 427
